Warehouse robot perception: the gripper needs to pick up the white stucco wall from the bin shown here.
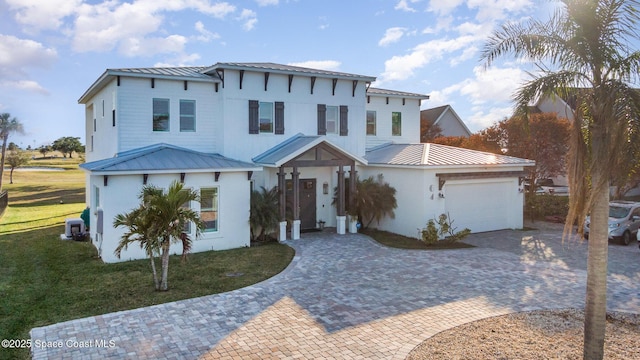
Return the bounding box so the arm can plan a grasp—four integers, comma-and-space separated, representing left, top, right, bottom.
87, 171, 251, 263
219, 70, 369, 162
116, 77, 221, 154
85, 80, 119, 162
365, 95, 421, 149
360, 165, 525, 238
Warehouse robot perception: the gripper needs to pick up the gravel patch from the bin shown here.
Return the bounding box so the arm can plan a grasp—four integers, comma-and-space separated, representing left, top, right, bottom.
407, 309, 640, 360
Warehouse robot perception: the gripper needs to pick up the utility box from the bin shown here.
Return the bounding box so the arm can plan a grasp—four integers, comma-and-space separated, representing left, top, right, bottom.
64, 218, 85, 238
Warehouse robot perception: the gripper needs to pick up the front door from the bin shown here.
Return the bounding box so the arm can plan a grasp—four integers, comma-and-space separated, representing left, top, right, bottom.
286, 179, 317, 230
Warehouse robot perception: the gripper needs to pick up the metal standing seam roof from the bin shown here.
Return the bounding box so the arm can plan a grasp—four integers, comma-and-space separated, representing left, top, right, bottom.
80, 143, 260, 173
367, 87, 430, 99
365, 143, 535, 167
109, 67, 216, 80
252, 133, 367, 167
204, 62, 377, 82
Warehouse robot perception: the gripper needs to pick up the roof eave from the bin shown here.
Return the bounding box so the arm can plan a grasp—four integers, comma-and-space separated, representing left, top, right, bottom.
81, 166, 262, 176
205, 63, 377, 82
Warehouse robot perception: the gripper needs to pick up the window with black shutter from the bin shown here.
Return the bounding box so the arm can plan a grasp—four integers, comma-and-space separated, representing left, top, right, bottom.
339, 105, 348, 136
317, 104, 326, 135
248, 100, 259, 134
275, 101, 284, 134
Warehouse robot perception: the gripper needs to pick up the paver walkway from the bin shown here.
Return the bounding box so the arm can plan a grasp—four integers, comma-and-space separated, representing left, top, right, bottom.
30, 224, 640, 359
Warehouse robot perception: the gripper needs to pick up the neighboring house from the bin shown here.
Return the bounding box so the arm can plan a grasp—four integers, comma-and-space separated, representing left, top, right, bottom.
420, 105, 472, 138
79, 62, 534, 262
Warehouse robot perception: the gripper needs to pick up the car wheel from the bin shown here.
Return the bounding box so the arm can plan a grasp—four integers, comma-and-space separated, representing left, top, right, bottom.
621, 231, 631, 246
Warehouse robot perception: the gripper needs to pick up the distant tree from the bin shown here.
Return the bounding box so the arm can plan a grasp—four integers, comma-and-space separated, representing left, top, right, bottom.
5, 150, 30, 184
431, 133, 503, 154
490, 113, 571, 192
51, 136, 83, 158
0, 113, 24, 192
420, 121, 443, 142
7, 142, 19, 151
38, 145, 51, 158
26, 145, 31, 151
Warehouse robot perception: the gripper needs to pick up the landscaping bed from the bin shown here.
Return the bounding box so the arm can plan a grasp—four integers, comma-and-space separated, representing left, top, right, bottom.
362, 228, 474, 250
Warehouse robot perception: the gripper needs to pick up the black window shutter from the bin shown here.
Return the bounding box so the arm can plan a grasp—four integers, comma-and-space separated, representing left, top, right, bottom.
248, 100, 259, 134
317, 104, 326, 135
275, 101, 285, 134
339, 105, 348, 136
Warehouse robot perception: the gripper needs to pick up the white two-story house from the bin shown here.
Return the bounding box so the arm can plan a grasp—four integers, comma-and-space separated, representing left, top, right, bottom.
79, 62, 533, 262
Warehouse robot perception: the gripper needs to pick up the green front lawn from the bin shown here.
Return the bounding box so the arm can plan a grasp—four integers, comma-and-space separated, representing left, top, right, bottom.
0, 158, 294, 360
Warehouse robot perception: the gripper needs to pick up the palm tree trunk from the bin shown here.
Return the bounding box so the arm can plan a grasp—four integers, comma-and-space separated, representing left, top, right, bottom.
160, 240, 170, 291
149, 254, 160, 290
583, 140, 609, 359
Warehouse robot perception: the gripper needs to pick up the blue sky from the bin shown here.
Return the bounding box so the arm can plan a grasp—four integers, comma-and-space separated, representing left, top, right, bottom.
0, 0, 556, 148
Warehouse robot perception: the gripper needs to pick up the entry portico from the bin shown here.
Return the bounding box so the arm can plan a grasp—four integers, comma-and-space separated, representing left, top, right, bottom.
253, 134, 367, 241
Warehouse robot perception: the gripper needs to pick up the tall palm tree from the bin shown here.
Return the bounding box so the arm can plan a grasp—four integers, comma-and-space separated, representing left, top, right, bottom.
0, 113, 24, 191
114, 181, 205, 291
482, 1, 640, 358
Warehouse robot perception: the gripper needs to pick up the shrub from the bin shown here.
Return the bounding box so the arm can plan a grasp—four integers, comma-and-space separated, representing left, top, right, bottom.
419, 213, 471, 245
524, 194, 569, 220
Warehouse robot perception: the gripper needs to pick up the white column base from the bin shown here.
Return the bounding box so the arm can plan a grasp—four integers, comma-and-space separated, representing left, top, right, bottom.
348, 215, 358, 233
337, 215, 347, 235
292, 220, 301, 240
278, 221, 288, 242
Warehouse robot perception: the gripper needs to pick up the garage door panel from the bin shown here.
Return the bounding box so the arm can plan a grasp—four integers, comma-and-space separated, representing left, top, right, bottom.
444, 181, 510, 233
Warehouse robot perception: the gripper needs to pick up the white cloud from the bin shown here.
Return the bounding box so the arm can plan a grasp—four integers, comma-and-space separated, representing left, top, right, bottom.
427, 0, 464, 15
467, 0, 533, 22
5, 0, 81, 32
377, 35, 476, 84
395, 0, 420, 12
119, 35, 188, 57
467, 106, 514, 129
378, 27, 407, 47
0, 35, 58, 71
194, 21, 220, 42
238, 9, 257, 31
0, 35, 57, 94
255, 0, 278, 6
456, 65, 527, 106
0, 80, 50, 95
154, 52, 202, 67
287, 60, 341, 71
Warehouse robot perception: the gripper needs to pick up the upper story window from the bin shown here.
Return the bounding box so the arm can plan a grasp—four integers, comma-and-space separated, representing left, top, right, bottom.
392, 112, 402, 136
259, 102, 273, 133
317, 104, 348, 136
249, 100, 284, 134
153, 98, 170, 132
366, 111, 376, 136
180, 100, 196, 132
326, 106, 339, 134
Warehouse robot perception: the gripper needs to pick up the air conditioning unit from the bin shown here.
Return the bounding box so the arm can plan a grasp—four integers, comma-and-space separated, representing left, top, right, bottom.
64, 218, 85, 238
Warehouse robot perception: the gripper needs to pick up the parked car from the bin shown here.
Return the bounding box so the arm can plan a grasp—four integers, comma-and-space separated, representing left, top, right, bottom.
584, 201, 640, 245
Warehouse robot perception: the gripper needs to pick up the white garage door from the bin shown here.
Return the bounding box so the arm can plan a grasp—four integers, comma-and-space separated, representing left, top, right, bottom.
444, 180, 511, 233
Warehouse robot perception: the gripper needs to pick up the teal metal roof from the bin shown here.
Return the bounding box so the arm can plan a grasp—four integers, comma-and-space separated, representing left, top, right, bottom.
252, 133, 367, 167
80, 143, 259, 174
365, 143, 535, 167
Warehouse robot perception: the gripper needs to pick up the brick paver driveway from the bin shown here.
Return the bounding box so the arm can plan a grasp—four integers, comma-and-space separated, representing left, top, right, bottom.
30, 223, 640, 359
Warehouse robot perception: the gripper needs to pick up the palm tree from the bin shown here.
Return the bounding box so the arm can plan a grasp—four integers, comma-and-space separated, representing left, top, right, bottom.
114, 181, 205, 291
249, 186, 280, 242
481, 1, 640, 358
0, 113, 24, 192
